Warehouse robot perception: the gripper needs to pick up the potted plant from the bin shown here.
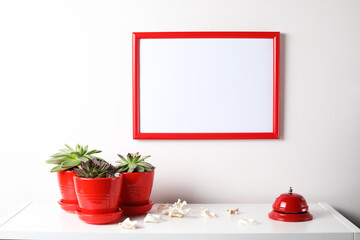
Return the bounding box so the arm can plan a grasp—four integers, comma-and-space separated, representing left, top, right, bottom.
46, 144, 102, 212
73, 158, 123, 224
116, 152, 155, 215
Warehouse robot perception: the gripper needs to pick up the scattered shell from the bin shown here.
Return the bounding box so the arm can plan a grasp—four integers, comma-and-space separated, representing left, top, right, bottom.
119, 218, 137, 230
238, 219, 248, 225
201, 207, 216, 218
238, 217, 257, 225
226, 208, 239, 215
162, 199, 191, 218
157, 204, 169, 212
144, 213, 161, 223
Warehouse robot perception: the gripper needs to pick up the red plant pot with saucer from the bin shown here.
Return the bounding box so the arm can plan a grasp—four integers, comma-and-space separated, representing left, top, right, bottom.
74, 175, 123, 214
119, 170, 155, 215
74, 175, 123, 224
57, 170, 79, 213
46, 144, 103, 213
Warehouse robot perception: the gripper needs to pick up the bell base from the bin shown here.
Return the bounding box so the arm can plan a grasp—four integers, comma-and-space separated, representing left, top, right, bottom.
269, 210, 313, 222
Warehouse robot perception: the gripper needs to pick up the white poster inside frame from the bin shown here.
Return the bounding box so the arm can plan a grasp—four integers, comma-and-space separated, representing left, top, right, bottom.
133, 32, 280, 139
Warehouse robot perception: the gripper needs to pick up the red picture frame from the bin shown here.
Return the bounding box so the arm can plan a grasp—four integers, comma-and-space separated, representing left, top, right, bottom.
133, 32, 280, 139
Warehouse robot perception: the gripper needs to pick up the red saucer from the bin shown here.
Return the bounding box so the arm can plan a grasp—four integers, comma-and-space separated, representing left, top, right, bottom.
269, 210, 313, 222
120, 200, 154, 215
76, 208, 123, 225
58, 199, 79, 213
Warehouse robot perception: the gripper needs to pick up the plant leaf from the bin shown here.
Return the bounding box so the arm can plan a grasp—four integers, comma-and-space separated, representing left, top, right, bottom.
70, 151, 81, 157
46, 159, 65, 164
90, 155, 104, 162
138, 162, 154, 169
83, 145, 88, 154
61, 159, 81, 168
50, 153, 76, 158
59, 148, 71, 153
86, 150, 96, 155
133, 155, 141, 163
79, 146, 85, 156
50, 165, 67, 172
117, 163, 127, 167
117, 165, 129, 172
79, 156, 88, 162
83, 155, 93, 160
135, 165, 145, 172
64, 144, 74, 151
115, 160, 127, 165
138, 155, 151, 162
128, 163, 137, 173
86, 149, 101, 155
117, 154, 127, 162
74, 168, 86, 176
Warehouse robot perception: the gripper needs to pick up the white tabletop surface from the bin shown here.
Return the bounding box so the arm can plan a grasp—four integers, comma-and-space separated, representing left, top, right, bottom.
0, 201, 358, 240
0, 200, 31, 227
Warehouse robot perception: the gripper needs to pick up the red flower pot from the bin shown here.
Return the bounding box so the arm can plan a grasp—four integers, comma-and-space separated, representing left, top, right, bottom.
119, 170, 154, 205
57, 171, 78, 204
74, 176, 123, 214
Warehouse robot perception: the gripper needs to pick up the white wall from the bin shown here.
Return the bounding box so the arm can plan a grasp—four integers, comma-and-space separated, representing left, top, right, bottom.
0, 0, 359, 226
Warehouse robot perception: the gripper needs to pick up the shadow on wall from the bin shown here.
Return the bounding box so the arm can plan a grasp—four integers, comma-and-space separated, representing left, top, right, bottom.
154, 181, 198, 203
337, 208, 360, 228
278, 33, 359, 228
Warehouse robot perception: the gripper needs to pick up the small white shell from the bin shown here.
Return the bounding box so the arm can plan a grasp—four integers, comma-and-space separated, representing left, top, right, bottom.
226, 208, 239, 215
244, 217, 256, 224
238, 219, 248, 225
157, 204, 169, 212
201, 207, 216, 218
119, 218, 137, 230
168, 206, 191, 218
144, 213, 161, 223
162, 199, 191, 218
238, 217, 257, 225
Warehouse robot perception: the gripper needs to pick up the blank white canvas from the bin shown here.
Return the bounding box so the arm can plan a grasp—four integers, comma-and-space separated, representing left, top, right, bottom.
139, 38, 274, 133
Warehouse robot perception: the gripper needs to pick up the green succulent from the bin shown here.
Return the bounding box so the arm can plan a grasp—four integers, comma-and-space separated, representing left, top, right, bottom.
74, 158, 118, 178
116, 152, 155, 173
46, 144, 102, 172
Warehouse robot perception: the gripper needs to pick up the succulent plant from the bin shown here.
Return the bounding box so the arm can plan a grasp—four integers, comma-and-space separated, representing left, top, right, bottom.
116, 152, 155, 173
46, 144, 102, 172
74, 158, 118, 178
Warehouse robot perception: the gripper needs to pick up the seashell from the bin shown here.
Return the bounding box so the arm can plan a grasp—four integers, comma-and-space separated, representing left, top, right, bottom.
238, 219, 248, 225
119, 218, 137, 230
244, 217, 256, 224
144, 213, 161, 223
201, 207, 216, 218
162, 199, 191, 218
157, 204, 169, 212
238, 217, 257, 225
226, 208, 239, 215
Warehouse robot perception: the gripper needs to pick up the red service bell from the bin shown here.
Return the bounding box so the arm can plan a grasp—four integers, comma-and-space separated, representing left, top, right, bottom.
268, 187, 313, 222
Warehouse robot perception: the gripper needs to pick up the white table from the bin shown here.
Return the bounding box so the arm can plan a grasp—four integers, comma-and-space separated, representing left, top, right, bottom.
0, 200, 31, 228
0, 202, 358, 240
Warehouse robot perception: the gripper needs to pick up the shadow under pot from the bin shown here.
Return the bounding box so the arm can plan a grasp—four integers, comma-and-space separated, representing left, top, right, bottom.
119, 170, 155, 206
74, 175, 123, 214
